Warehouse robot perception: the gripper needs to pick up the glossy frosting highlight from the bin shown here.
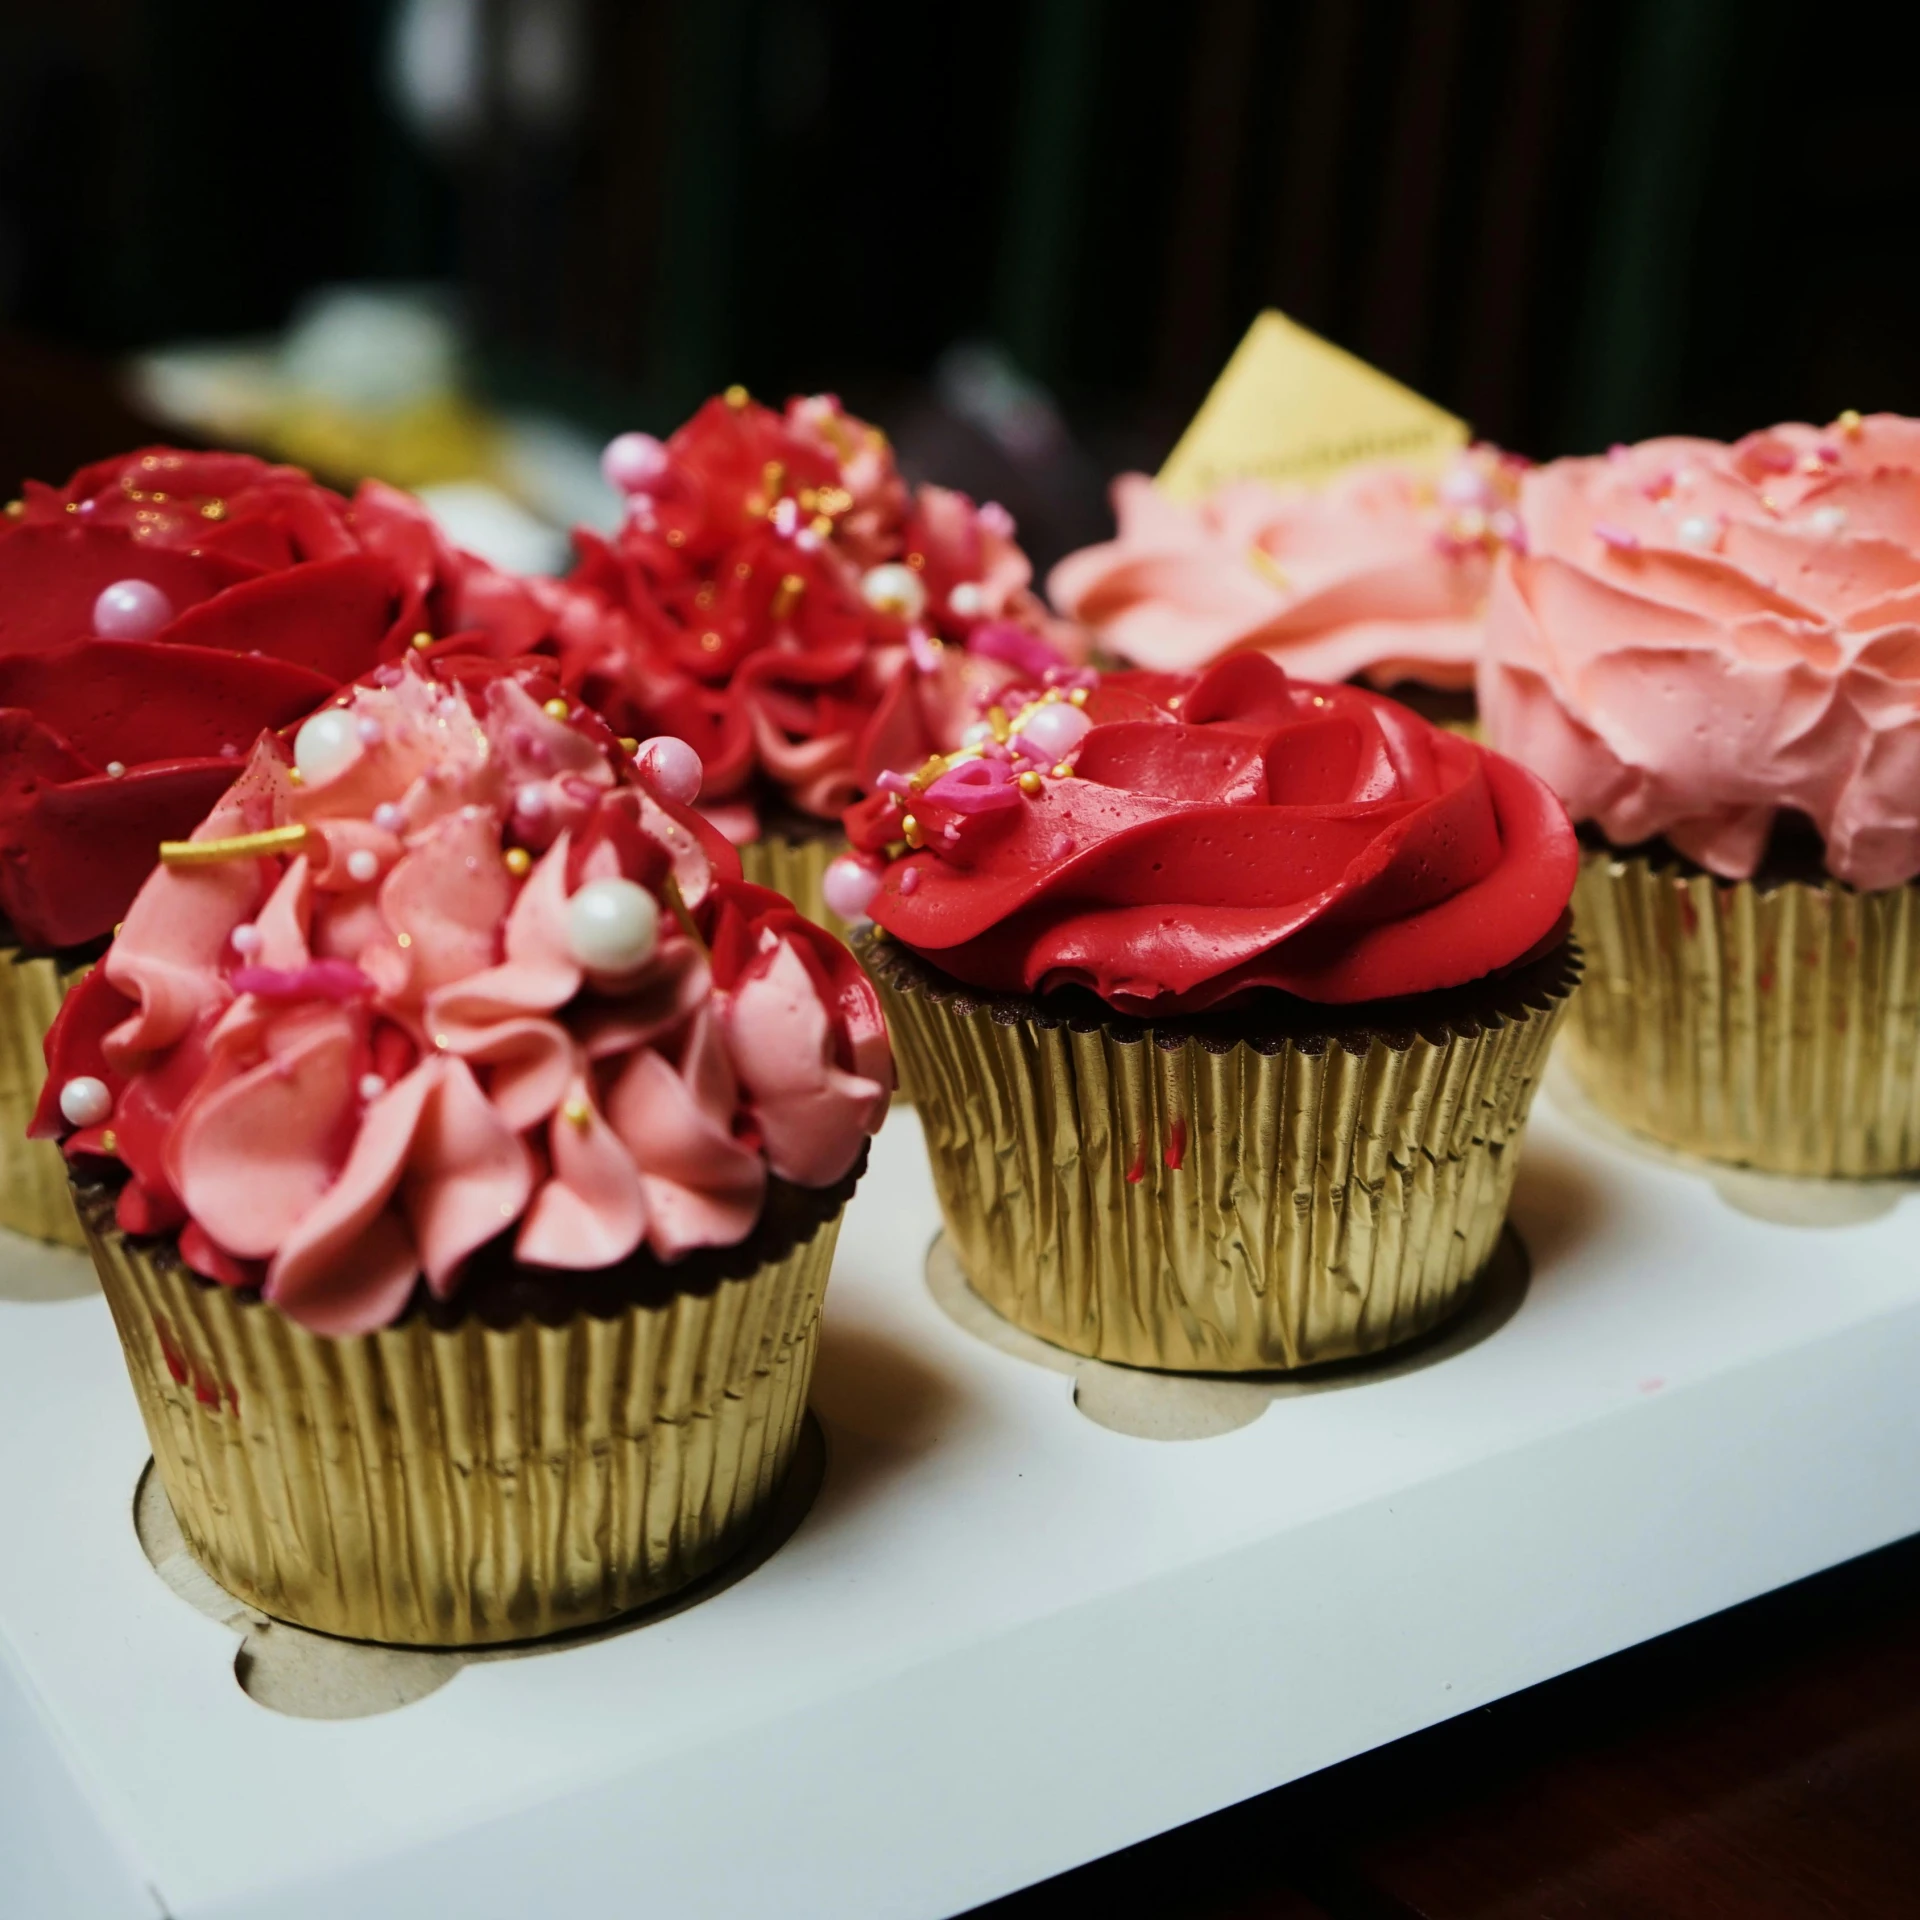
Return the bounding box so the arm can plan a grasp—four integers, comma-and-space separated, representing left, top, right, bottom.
847, 653, 1575, 1012
1048, 448, 1526, 690
33, 657, 890, 1334
1481, 415, 1920, 888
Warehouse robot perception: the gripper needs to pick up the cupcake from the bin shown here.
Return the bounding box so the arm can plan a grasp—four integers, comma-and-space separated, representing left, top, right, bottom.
0, 446, 612, 1244
848, 651, 1577, 1371
1482, 414, 1920, 1175
31, 654, 889, 1644
1048, 445, 1527, 726
561, 388, 1083, 928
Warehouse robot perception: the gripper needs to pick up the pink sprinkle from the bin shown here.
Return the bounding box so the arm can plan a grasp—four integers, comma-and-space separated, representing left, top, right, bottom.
1593, 522, 1640, 552
875, 769, 915, 799
232, 960, 375, 1002
898, 866, 922, 895
968, 621, 1065, 679
978, 501, 1016, 538
906, 625, 943, 674
1046, 832, 1074, 861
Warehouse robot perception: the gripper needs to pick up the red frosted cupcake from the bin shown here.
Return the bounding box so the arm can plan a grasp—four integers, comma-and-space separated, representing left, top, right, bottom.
558, 388, 1084, 926
0, 446, 610, 1242
853, 653, 1578, 1371
34, 653, 888, 1643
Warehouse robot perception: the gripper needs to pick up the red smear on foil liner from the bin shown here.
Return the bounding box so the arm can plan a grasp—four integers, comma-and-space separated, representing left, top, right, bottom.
1164, 1120, 1187, 1171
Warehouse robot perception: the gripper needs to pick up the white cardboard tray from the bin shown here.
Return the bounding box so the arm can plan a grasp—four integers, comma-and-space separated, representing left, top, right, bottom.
4, 1084, 1920, 1920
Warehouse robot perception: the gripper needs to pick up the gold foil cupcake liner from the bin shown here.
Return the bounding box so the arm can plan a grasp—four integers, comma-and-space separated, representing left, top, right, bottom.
78, 1188, 843, 1647
738, 830, 851, 936
1567, 849, 1920, 1176
0, 945, 88, 1246
870, 941, 1573, 1372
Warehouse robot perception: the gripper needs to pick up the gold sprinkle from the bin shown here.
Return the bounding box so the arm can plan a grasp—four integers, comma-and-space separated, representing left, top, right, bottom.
902, 814, 924, 848
618, 735, 639, 752
1040, 687, 1062, 703
411, 630, 434, 650
695, 583, 716, 609
112, 922, 123, 937
771, 573, 806, 619
763, 460, 786, 495
797, 487, 818, 511
200, 499, 226, 521
700, 630, 723, 652
4, 500, 22, 519
1068, 687, 1089, 707
809, 513, 834, 538
160, 823, 312, 867
1017, 770, 1043, 796
1168, 695, 1184, 711
1051, 763, 1075, 779
661, 873, 709, 958
816, 486, 853, 516
542, 697, 570, 720
665, 528, 686, 547
905, 551, 926, 570
64, 500, 79, 513
1838, 408, 1863, 436
396, 931, 413, 949
907, 753, 946, 792
987, 705, 1010, 743
433, 1033, 450, 1050
99, 1130, 117, 1155
723, 383, 749, 409
734, 559, 753, 579
503, 846, 533, 876
1246, 544, 1290, 590
563, 1099, 592, 1131
286, 767, 305, 785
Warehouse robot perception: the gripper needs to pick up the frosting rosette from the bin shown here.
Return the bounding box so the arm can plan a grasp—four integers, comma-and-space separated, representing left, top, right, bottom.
1481, 414, 1920, 888
845, 651, 1575, 1013
561, 390, 1084, 843
1047, 447, 1526, 689
0, 446, 613, 951
32, 655, 890, 1337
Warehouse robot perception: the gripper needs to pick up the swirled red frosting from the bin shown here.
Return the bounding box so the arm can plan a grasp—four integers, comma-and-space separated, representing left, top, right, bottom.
845, 653, 1575, 1012
561, 392, 1084, 841
0, 447, 613, 951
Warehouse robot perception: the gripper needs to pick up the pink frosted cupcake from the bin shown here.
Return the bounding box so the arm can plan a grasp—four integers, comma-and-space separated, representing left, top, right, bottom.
34, 654, 890, 1643
1481, 413, 1920, 1173
1049, 446, 1526, 720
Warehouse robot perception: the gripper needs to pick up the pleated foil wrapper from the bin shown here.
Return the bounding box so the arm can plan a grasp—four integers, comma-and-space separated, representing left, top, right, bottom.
738, 830, 850, 936
867, 937, 1576, 1372
77, 1184, 845, 1646
1567, 847, 1920, 1175
0, 944, 88, 1246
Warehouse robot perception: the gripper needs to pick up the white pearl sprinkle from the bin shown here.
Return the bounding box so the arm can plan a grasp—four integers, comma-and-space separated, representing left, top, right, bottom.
948, 581, 986, 618
566, 877, 661, 974
293, 707, 362, 787
93, 579, 173, 641
105, 761, 126, 778
231, 923, 263, 956
1807, 505, 1849, 536
1676, 516, 1717, 547
358, 1073, 387, 1103
59, 1076, 112, 1128
346, 849, 380, 884
373, 802, 405, 834
860, 562, 929, 621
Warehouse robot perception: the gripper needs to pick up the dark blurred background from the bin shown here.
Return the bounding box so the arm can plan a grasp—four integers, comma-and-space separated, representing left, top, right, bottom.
3, 0, 1916, 571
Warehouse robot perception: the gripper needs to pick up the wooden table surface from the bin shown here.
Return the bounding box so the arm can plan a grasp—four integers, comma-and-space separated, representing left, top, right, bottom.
976, 1530, 1920, 1918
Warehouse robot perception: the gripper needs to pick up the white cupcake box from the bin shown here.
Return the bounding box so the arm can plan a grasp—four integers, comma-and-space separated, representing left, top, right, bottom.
4, 1079, 1920, 1919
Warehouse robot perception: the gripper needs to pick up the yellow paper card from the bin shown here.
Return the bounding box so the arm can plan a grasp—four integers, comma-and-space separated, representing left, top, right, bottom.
1156, 310, 1468, 501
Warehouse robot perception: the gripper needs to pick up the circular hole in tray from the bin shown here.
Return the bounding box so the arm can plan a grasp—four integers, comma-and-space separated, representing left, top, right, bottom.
925, 1230, 1529, 1441
132, 1412, 827, 1720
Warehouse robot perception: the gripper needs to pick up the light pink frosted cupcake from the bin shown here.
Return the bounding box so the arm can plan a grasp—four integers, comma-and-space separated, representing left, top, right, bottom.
1048, 446, 1526, 713
1481, 412, 1920, 1174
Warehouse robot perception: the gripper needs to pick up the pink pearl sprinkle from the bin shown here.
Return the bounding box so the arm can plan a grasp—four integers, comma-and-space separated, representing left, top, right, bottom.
601, 431, 670, 494
1019, 700, 1092, 762
898, 867, 922, 895
230, 923, 263, 957
822, 855, 884, 921
355, 717, 385, 746
93, 579, 173, 640
634, 735, 703, 804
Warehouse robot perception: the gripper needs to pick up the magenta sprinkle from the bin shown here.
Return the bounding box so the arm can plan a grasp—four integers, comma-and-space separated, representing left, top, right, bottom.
968, 621, 1065, 679
906, 625, 943, 674
232, 960, 375, 1002
924, 757, 1022, 813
